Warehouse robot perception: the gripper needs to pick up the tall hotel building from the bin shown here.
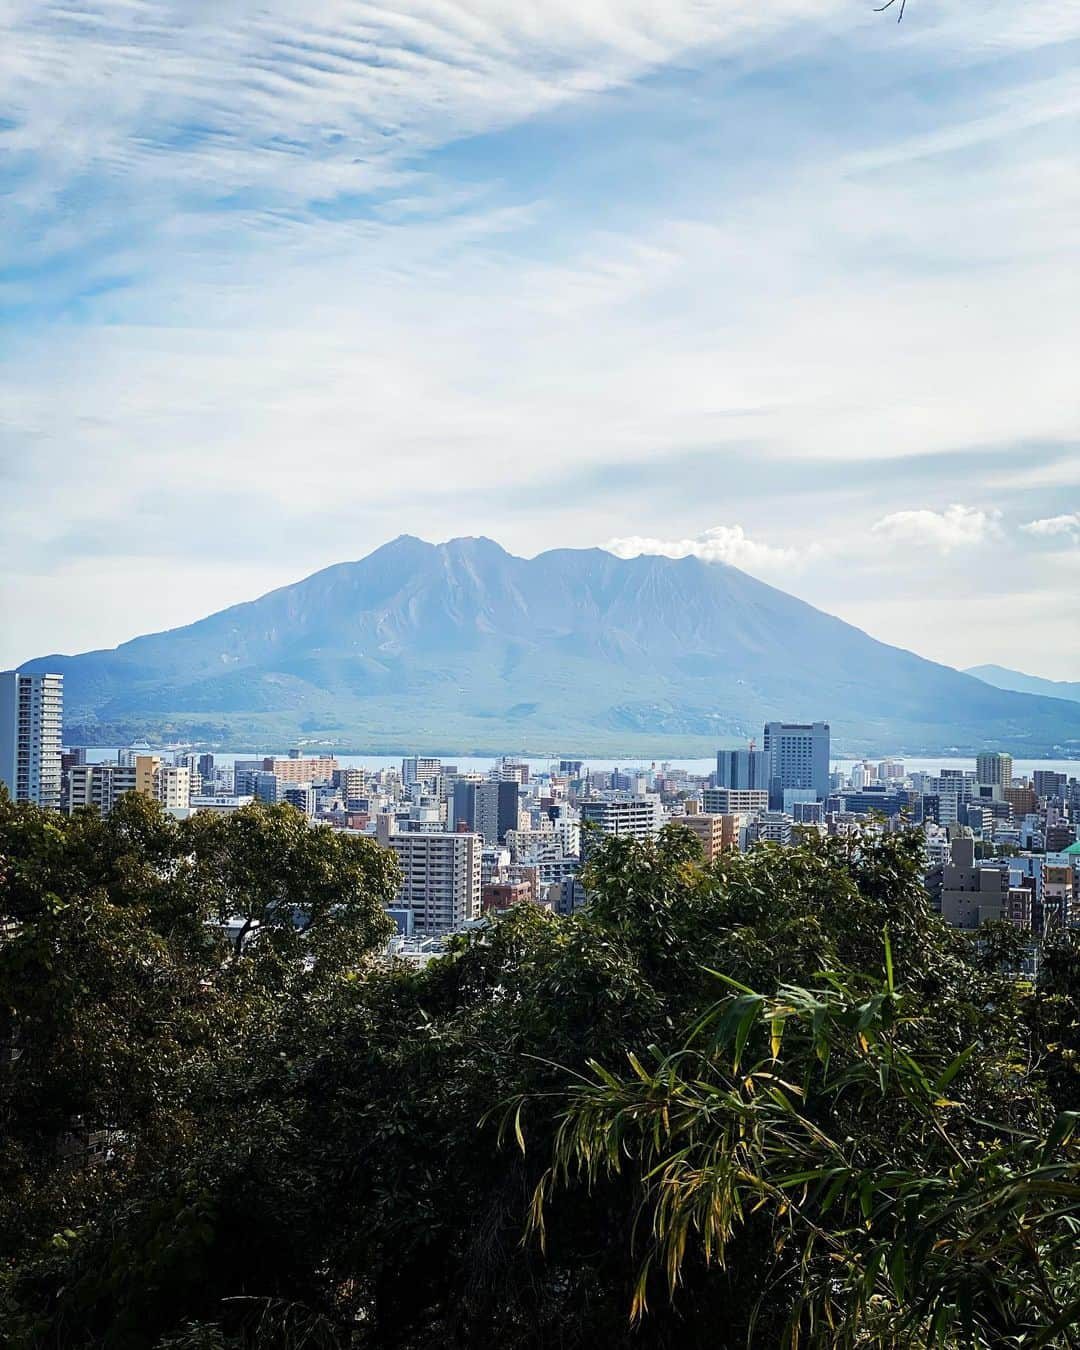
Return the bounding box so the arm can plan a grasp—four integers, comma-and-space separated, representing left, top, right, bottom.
0, 671, 64, 810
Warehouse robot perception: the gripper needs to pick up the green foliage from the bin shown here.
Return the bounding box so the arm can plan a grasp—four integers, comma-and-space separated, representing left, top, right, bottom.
0, 791, 397, 1263
1, 808, 1078, 1348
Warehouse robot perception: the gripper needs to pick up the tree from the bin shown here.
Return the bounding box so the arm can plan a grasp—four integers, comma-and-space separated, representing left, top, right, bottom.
0, 792, 397, 1271
2, 819, 1075, 1348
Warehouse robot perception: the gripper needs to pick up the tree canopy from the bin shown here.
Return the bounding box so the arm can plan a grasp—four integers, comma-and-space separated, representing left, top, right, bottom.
1, 794, 1077, 1348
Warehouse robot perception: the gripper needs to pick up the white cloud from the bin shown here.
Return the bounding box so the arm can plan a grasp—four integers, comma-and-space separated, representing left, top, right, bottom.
606, 526, 800, 574
1020, 512, 1080, 539
869, 504, 1001, 552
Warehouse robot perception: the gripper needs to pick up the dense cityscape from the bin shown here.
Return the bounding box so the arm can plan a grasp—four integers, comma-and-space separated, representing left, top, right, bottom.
4, 670, 1078, 959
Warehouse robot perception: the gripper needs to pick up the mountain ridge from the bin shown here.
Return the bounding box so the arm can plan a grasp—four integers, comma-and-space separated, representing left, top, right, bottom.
19, 535, 1080, 757
965, 664, 1080, 706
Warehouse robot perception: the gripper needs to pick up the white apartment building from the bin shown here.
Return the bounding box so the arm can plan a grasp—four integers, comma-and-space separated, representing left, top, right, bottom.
749, 811, 794, 846
155, 765, 191, 810
0, 671, 63, 810
66, 763, 116, 815
579, 794, 665, 856
65, 758, 190, 815
703, 787, 768, 815
376, 815, 482, 936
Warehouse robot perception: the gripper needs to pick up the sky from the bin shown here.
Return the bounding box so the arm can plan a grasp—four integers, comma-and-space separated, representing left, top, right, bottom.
2, 0, 1078, 677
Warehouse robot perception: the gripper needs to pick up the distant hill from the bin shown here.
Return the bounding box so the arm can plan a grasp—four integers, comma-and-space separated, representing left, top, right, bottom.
965, 664, 1080, 706
18, 535, 1080, 756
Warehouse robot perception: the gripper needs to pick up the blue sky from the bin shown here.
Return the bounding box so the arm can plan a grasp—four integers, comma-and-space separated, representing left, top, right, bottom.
1, 0, 1077, 675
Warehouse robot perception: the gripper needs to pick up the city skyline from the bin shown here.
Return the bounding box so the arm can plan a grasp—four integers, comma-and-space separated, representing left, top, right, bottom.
2, 2, 1078, 676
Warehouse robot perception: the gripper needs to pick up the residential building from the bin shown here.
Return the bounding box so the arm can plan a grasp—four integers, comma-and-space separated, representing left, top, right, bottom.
677, 811, 742, 861
933, 836, 1009, 929
264, 755, 338, 784
376, 815, 482, 935
0, 671, 63, 809
154, 765, 191, 810
453, 778, 519, 845
1034, 770, 1067, 799
703, 786, 768, 815
66, 763, 116, 815
579, 794, 664, 852
976, 751, 1013, 791
749, 811, 794, 846
401, 756, 441, 791
282, 784, 317, 816
762, 721, 830, 808
1004, 785, 1037, 819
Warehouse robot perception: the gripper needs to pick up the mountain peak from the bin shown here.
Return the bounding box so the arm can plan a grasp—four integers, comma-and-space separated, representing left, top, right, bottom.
21, 536, 1080, 755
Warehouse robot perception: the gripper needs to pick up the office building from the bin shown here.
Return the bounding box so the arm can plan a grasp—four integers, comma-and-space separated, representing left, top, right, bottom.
715, 746, 769, 791
762, 721, 830, 808
1004, 785, 1037, 819
0, 671, 63, 810
481, 880, 533, 913
376, 815, 482, 935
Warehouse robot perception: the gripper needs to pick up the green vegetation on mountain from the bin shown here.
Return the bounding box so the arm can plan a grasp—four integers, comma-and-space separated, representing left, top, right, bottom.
2, 791, 1079, 1347
21, 536, 1080, 756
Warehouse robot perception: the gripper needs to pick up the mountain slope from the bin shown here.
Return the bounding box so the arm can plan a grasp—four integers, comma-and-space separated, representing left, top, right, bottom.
19, 536, 1080, 756
965, 664, 1080, 705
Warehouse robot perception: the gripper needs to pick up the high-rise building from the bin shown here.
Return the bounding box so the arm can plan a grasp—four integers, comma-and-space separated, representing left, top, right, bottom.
1034, 770, 1067, 800
715, 747, 768, 791
0, 671, 63, 810
376, 815, 482, 935
976, 752, 1013, 790
401, 757, 441, 791
453, 779, 519, 844
762, 721, 830, 808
